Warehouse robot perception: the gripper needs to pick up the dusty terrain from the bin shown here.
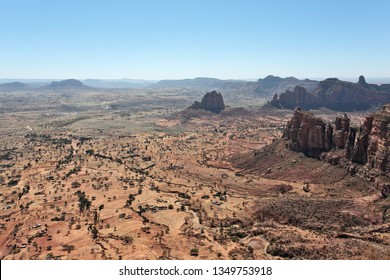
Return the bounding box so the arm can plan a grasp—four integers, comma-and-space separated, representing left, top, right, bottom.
1, 88, 389, 260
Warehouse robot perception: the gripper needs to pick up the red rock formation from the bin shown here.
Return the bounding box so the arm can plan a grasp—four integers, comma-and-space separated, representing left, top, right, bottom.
285, 107, 332, 158
272, 86, 318, 110
351, 117, 373, 164
190, 90, 225, 114
285, 105, 390, 176
333, 114, 350, 149
367, 105, 390, 172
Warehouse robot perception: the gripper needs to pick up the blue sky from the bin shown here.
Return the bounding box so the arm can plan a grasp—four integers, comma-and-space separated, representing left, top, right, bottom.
0, 0, 389, 80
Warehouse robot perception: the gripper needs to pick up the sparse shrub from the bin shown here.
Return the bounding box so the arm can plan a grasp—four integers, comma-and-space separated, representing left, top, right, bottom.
90, 226, 98, 239
62, 244, 75, 253
190, 248, 199, 256
122, 235, 133, 245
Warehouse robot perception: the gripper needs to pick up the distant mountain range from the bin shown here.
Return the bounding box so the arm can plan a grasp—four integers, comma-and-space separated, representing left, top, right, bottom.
1, 76, 390, 111
270, 76, 390, 111
151, 75, 319, 97
48, 79, 87, 88
152, 77, 243, 89
0, 79, 90, 91
0, 78, 155, 90
254, 75, 318, 96
0, 76, 319, 97
83, 79, 156, 88
0, 81, 30, 91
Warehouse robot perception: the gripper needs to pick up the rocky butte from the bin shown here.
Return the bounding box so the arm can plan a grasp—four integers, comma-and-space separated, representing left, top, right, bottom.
285, 105, 390, 193
189, 90, 225, 114
284, 107, 333, 158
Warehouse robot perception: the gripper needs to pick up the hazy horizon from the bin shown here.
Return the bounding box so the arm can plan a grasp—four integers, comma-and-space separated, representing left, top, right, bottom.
1, 76, 390, 85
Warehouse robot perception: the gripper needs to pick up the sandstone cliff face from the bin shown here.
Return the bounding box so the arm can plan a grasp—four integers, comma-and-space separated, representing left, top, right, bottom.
367, 105, 390, 172
271, 86, 318, 110
285, 107, 332, 158
285, 105, 390, 176
333, 114, 350, 148
271, 76, 390, 111
190, 90, 225, 114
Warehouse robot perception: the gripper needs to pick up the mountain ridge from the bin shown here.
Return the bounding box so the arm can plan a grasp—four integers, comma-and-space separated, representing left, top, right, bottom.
0, 81, 30, 91
270, 75, 390, 111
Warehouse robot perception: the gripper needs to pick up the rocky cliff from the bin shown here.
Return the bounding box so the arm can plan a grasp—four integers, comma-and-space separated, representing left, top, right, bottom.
285, 105, 390, 176
285, 107, 332, 158
271, 76, 390, 111
189, 90, 225, 114
272, 86, 318, 110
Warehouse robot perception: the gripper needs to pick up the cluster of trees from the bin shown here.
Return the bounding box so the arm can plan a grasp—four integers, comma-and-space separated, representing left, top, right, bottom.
124, 194, 136, 207
75, 190, 91, 212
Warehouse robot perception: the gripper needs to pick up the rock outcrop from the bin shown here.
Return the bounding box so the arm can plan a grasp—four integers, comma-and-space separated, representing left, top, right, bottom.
367, 105, 390, 171
358, 75, 368, 86
285, 105, 390, 176
285, 107, 332, 158
271, 76, 390, 111
272, 86, 318, 110
333, 114, 350, 148
189, 90, 225, 114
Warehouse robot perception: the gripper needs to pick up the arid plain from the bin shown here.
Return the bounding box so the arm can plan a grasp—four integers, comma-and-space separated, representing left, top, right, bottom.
1, 85, 389, 260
